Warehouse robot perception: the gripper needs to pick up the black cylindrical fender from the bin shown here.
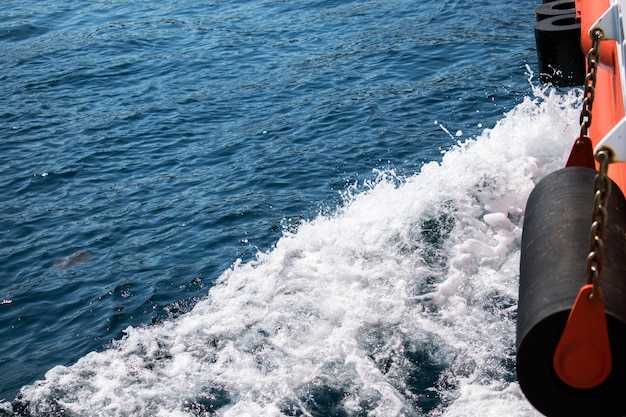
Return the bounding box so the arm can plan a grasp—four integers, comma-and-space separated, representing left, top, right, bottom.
517, 167, 626, 417
536, 0, 576, 21
534, 14, 585, 86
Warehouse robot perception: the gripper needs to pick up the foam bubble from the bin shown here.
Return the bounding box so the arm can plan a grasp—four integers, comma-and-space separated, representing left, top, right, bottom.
3, 85, 580, 416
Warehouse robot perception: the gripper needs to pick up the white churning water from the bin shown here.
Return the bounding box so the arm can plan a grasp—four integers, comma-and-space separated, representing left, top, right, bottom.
5, 80, 582, 417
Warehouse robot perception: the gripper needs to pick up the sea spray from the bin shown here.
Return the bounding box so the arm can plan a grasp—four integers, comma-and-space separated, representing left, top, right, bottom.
3, 85, 581, 417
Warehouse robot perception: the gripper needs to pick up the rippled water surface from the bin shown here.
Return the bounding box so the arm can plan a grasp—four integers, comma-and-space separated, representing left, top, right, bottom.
0, 0, 575, 415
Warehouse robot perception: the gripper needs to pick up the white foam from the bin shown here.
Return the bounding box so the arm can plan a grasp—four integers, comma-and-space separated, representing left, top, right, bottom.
7, 84, 581, 416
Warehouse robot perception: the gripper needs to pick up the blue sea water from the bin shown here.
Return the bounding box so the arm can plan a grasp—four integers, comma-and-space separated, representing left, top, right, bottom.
0, 0, 582, 415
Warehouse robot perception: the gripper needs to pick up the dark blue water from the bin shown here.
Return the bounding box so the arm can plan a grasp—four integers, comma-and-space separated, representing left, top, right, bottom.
0, 0, 577, 415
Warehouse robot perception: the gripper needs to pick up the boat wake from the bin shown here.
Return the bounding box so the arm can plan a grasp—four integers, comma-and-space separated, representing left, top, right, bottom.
1, 83, 581, 416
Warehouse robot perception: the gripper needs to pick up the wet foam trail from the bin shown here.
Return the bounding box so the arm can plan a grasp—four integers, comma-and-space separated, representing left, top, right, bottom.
1, 83, 581, 416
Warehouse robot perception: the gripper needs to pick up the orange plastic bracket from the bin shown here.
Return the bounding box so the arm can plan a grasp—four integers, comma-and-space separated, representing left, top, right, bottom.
565, 137, 596, 169
553, 284, 612, 389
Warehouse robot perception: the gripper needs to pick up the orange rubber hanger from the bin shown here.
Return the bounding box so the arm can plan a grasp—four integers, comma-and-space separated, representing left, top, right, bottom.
553, 284, 612, 389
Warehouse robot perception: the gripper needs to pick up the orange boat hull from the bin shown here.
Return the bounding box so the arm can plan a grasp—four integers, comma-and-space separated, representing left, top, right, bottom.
577, 0, 626, 191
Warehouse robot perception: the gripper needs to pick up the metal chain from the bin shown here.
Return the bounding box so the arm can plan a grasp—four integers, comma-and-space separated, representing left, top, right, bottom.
587, 149, 612, 300
580, 28, 611, 301
578, 29, 603, 145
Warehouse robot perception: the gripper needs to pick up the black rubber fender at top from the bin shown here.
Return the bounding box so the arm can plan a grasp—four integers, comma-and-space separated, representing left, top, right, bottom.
517, 167, 626, 417
535, 14, 585, 86
536, 0, 576, 21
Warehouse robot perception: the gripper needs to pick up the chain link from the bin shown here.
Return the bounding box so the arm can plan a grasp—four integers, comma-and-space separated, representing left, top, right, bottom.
587, 149, 612, 300
578, 29, 603, 145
